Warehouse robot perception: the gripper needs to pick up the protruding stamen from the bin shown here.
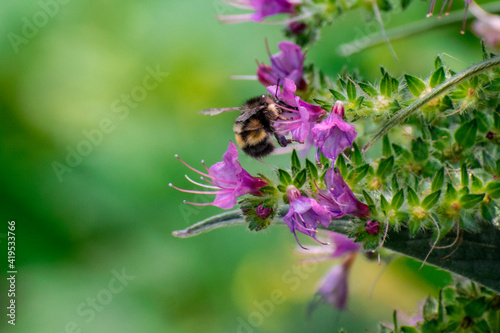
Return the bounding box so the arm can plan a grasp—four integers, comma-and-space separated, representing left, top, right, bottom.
185, 175, 219, 189
169, 183, 227, 195
175, 155, 211, 178
427, 0, 436, 17
461, 2, 470, 34
438, 0, 449, 18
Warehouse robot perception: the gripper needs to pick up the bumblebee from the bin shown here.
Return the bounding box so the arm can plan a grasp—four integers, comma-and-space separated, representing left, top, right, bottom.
200, 95, 292, 158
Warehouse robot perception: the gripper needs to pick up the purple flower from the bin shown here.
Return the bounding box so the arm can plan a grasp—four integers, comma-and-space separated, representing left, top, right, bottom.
472, 10, 500, 48
329, 232, 361, 258
170, 142, 267, 209
365, 220, 380, 235
257, 41, 306, 90
317, 253, 356, 310
218, 0, 298, 24
283, 185, 332, 248
266, 78, 325, 143
312, 101, 357, 163
317, 169, 370, 218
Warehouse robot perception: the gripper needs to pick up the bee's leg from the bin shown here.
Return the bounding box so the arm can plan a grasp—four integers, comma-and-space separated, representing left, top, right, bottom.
266, 107, 291, 121
286, 139, 304, 144
275, 133, 288, 147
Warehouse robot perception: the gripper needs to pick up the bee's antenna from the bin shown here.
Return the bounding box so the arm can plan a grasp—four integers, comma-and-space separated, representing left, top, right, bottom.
264, 37, 272, 58
274, 78, 281, 99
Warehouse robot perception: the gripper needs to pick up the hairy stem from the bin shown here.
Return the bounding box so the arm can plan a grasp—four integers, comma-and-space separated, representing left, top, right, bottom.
363, 55, 500, 153
339, 1, 500, 57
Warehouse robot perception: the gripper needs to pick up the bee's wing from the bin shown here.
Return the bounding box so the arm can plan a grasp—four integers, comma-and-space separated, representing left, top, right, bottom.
199, 107, 241, 116
235, 106, 266, 122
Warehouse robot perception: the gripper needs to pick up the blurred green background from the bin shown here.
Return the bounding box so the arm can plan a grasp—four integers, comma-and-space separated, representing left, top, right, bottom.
0, 0, 490, 332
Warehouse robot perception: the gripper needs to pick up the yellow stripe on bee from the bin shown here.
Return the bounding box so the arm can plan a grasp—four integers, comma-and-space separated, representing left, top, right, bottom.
245, 119, 262, 131
235, 134, 247, 148
246, 130, 267, 145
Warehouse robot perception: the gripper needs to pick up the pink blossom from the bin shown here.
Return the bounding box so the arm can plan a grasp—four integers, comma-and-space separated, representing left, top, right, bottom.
170, 142, 267, 209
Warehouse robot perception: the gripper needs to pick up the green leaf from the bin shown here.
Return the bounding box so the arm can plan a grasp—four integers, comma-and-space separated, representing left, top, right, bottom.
407, 187, 419, 206
475, 111, 489, 133
461, 163, 469, 187
495, 111, 500, 131
391, 189, 404, 210
422, 190, 441, 210
434, 56, 443, 69
380, 195, 389, 215
392, 143, 412, 160
336, 154, 347, 177
353, 164, 370, 183
277, 184, 286, 193
278, 169, 292, 185
329, 89, 345, 101
430, 67, 446, 88
358, 82, 378, 96
408, 218, 421, 235
346, 79, 357, 102
305, 159, 318, 180
363, 190, 375, 206
455, 119, 478, 149
412, 138, 429, 162
485, 182, 500, 199
445, 183, 458, 201
471, 174, 483, 192
464, 297, 488, 318
391, 174, 399, 191
352, 142, 363, 166
380, 73, 392, 97
293, 169, 307, 188
291, 149, 300, 175
431, 167, 445, 192
423, 296, 438, 320
483, 151, 496, 175
405, 74, 426, 97
377, 156, 394, 179
401, 327, 419, 333
459, 193, 485, 209
382, 135, 392, 157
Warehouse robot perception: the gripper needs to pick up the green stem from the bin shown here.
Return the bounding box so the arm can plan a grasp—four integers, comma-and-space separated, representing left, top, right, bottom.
172, 206, 351, 238
362, 55, 500, 153
339, 1, 500, 57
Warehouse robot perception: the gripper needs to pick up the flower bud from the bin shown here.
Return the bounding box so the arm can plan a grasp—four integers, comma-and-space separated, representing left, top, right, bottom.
256, 204, 273, 219
286, 185, 302, 201
287, 22, 307, 35
365, 220, 380, 235
331, 100, 345, 118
